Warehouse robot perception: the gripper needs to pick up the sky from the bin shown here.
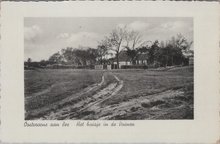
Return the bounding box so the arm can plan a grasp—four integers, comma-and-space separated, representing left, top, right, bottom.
24, 17, 193, 61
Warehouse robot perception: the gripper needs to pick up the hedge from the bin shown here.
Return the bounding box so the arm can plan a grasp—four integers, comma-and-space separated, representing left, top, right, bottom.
120, 65, 148, 69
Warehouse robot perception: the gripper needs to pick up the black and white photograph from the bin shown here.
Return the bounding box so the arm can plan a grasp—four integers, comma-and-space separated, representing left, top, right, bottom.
24, 17, 194, 120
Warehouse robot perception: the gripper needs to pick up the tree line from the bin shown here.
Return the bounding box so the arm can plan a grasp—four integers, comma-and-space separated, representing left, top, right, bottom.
25, 26, 193, 69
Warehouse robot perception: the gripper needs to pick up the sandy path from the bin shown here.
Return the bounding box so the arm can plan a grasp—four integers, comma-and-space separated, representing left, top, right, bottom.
76, 74, 123, 118
26, 74, 105, 120
97, 89, 186, 120
42, 72, 123, 120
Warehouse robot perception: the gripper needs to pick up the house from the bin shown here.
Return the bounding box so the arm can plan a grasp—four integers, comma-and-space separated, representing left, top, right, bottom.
135, 53, 148, 65
113, 51, 148, 69
113, 51, 131, 69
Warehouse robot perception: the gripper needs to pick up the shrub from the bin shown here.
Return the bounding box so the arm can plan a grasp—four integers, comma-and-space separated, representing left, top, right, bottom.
121, 65, 148, 69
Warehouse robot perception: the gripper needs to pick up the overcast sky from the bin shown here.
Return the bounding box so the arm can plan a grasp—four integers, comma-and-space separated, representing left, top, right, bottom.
24, 17, 193, 61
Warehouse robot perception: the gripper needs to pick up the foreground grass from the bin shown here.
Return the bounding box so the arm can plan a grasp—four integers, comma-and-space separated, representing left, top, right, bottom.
25, 69, 104, 112
100, 66, 193, 119
105, 67, 193, 105
25, 66, 194, 120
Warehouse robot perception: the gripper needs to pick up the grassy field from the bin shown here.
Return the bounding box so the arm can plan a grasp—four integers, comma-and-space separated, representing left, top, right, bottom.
105, 67, 193, 105
25, 69, 104, 112
25, 66, 193, 120
102, 67, 193, 119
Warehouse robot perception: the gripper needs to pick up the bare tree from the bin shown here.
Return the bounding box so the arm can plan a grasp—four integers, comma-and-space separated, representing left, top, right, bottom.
168, 34, 193, 65
104, 26, 127, 69
97, 44, 109, 64
169, 34, 193, 51
102, 26, 146, 67
125, 30, 143, 50
124, 29, 144, 65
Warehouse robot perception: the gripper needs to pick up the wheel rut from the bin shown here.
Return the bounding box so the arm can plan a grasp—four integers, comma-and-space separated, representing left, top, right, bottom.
42, 72, 123, 120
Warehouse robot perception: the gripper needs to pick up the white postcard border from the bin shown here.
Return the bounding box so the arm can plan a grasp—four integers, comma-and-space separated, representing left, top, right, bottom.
1, 1, 220, 143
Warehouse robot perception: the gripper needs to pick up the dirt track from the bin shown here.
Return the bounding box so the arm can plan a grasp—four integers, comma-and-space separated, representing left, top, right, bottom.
26, 68, 193, 120
41, 72, 124, 120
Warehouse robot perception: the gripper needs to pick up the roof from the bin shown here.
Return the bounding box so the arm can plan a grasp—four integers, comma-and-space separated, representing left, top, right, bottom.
114, 51, 148, 62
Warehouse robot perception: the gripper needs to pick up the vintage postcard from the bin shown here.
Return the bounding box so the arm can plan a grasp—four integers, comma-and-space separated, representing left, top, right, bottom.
1, 1, 219, 143
24, 17, 194, 120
